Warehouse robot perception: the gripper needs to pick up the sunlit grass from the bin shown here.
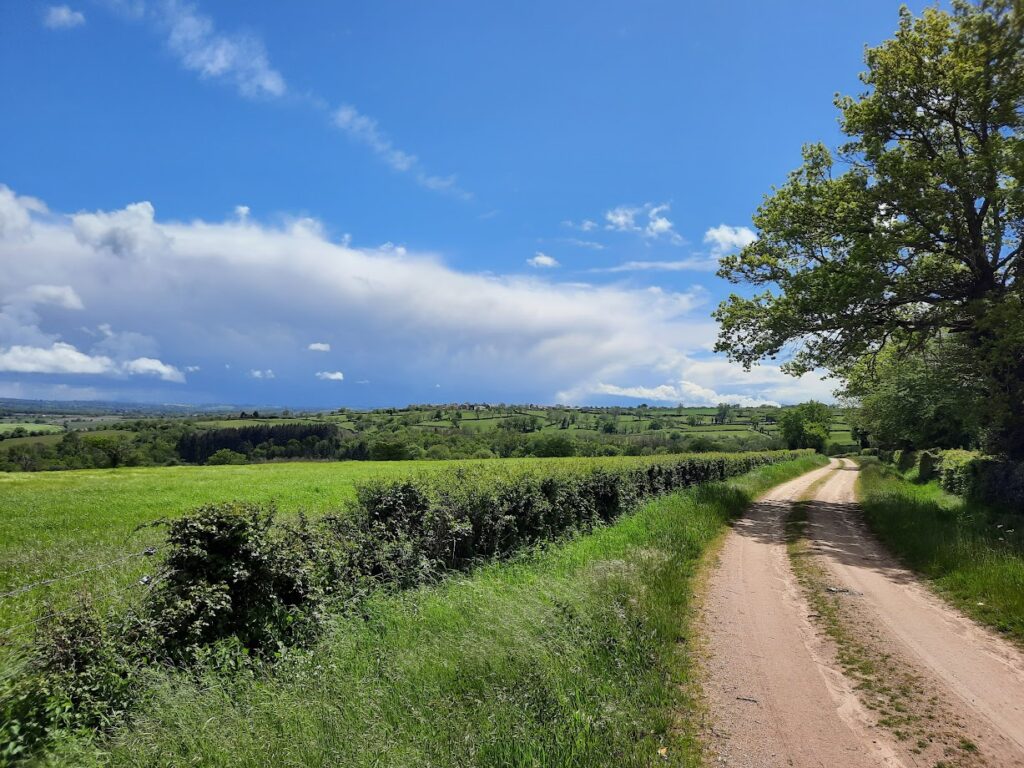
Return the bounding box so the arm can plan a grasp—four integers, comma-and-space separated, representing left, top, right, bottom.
857, 459, 1024, 644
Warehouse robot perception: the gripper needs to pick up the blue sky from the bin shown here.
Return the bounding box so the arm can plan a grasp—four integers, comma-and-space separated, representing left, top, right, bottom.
0, 0, 934, 408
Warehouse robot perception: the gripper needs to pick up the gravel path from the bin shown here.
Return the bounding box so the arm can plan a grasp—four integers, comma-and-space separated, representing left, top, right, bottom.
697, 458, 1024, 767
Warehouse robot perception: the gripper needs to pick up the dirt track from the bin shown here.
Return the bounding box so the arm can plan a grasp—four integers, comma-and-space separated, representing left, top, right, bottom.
698, 459, 1024, 767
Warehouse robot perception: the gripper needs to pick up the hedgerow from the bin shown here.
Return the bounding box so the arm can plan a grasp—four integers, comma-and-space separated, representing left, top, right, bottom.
879, 448, 1024, 511
1, 450, 810, 762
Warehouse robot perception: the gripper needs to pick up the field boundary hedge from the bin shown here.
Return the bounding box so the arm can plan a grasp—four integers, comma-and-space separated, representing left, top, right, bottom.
1, 450, 811, 761
878, 448, 1024, 510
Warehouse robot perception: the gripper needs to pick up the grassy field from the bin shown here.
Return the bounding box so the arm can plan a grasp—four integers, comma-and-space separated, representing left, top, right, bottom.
856, 459, 1024, 644
0, 459, 474, 643
0, 452, 786, 646
50, 454, 828, 767
0, 424, 64, 436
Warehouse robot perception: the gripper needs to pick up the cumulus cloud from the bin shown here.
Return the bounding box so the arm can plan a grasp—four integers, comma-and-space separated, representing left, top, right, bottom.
0, 183, 824, 405
587, 380, 778, 408
704, 224, 756, 255
0, 186, 47, 240
122, 356, 186, 382
0, 343, 112, 375
307, 342, 331, 352
527, 252, 559, 268
315, 370, 345, 381
18, 285, 84, 310
603, 203, 684, 244
558, 359, 835, 407
0, 183, 835, 405
72, 201, 169, 257
0, 342, 185, 382
43, 5, 85, 29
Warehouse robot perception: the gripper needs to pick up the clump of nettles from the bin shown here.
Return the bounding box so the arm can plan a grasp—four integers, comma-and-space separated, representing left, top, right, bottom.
1, 451, 805, 761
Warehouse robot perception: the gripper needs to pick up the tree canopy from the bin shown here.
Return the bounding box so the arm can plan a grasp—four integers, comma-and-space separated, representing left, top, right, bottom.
714, 0, 1024, 455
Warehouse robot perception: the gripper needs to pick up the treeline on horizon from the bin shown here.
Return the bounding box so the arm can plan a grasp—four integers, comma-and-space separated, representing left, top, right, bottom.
0, 407, 808, 472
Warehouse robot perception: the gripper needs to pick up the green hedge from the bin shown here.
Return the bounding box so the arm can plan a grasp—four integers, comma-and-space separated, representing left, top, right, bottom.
353, 451, 812, 583
881, 448, 1024, 510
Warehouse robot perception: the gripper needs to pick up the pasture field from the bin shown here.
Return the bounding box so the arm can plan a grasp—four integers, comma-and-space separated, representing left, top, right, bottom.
0, 424, 64, 436
0, 452, 787, 646
51, 454, 828, 767
0, 459, 465, 644
193, 417, 328, 429
0, 428, 135, 450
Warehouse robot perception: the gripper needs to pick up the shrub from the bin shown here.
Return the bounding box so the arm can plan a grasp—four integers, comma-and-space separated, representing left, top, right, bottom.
937, 449, 982, 496
148, 504, 332, 658
206, 449, 247, 465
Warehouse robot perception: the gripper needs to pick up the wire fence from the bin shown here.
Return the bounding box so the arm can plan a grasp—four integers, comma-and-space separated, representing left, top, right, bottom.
0, 547, 165, 643
0, 547, 158, 601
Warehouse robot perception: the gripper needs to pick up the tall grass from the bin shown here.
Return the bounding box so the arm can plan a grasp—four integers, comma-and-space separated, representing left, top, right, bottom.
51, 455, 827, 768
857, 459, 1024, 644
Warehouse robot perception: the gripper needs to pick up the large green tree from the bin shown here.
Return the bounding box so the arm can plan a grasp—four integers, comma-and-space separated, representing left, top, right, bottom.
842, 336, 983, 450
714, 0, 1024, 455
779, 401, 833, 451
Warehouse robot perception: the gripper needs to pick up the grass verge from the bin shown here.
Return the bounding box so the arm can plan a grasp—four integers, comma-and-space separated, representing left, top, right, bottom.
49, 456, 827, 768
856, 459, 1024, 645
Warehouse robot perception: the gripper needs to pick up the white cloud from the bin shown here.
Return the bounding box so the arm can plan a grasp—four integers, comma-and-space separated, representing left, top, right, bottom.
123, 356, 186, 382
559, 359, 835, 407
160, 0, 285, 98
43, 5, 85, 29
105, 6, 458, 197
185, 365, 201, 372
559, 238, 605, 250
72, 201, 169, 257
307, 342, 331, 352
0, 339, 185, 382
0, 184, 832, 405
0, 186, 47, 240
250, 369, 275, 379
604, 205, 640, 232
333, 104, 470, 199
604, 202, 684, 244
19, 285, 84, 310
315, 370, 345, 381
334, 105, 415, 171
527, 252, 559, 268
597, 258, 719, 273
562, 219, 598, 232
704, 224, 756, 255
0, 343, 112, 375
587, 380, 778, 408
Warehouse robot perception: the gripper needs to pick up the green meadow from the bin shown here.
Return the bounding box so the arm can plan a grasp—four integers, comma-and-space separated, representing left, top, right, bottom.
0, 459, 462, 643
